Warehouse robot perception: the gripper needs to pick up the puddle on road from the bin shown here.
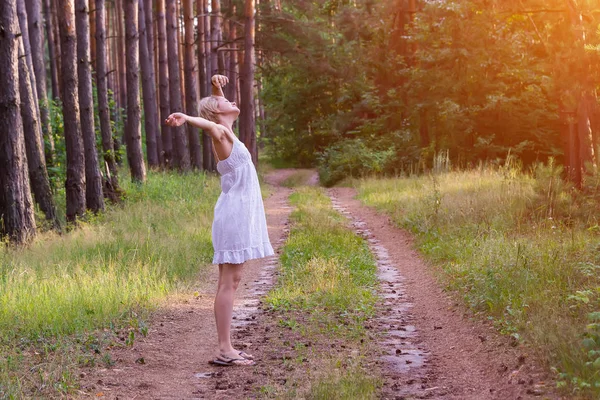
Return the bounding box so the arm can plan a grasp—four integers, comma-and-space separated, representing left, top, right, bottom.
329, 194, 429, 397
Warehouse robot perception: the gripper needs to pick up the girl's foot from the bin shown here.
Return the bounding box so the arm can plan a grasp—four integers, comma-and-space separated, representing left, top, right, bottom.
236, 350, 253, 360
210, 354, 255, 366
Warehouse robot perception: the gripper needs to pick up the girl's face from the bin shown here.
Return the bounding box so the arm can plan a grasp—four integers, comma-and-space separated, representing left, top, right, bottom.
217, 96, 240, 117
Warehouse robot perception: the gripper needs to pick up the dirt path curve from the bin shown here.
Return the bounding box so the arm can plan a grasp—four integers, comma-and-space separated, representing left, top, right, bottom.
329, 187, 562, 400
79, 170, 296, 399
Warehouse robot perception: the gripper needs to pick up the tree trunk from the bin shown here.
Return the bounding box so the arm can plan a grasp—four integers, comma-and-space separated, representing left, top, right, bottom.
124, 0, 147, 182
95, 0, 121, 201
52, 0, 63, 98
58, 0, 87, 223
89, 3, 96, 69
17, 14, 59, 227
139, 0, 160, 168
16, 0, 41, 133
0, 0, 36, 244
203, 0, 215, 170
166, 0, 191, 170
183, 0, 202, 169
43, 0, 60, 101
116, 0, 127, 114
157, 0, 173, 167
76, 0, 105, 213
239, 0, 257, 164
25, 0, 55, 166
144, 0, 164, 165
226, 0, 237, 102
210, 0, 222, 76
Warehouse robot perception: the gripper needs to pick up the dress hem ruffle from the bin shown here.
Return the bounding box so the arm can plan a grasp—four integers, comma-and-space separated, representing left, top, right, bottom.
212, 242, 275, 265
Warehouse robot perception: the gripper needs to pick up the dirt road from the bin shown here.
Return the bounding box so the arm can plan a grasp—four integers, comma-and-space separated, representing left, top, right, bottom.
79, 170, 561, 399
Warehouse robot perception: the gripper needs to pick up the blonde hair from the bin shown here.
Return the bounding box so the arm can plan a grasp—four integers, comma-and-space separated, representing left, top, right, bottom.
198, 96, 220, 123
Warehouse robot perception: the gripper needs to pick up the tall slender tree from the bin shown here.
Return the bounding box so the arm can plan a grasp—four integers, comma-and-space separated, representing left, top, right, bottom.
95, 0, 120, 199
157, 0, 173, 167
124, 0, 147, 182
51, 0, 63, 98
0, 0, 36, 244
210, 0, 223, 76
76, 0, 104, 213
239, 0, 257, 163
17, 10, 59, 227
139, 0, 160, 168
116, 0, 127, 114
183, 0, 202, 169
25, 0, 54, 165
166, 0, 191, 170
43, 0, 60, 100
58, 0, 87, 222
144, 0, 164, 165
16, 0, 40, 131
202, 0, 215, 170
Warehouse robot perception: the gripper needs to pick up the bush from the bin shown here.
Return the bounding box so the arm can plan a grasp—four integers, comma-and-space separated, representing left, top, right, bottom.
318, 139, 395, 186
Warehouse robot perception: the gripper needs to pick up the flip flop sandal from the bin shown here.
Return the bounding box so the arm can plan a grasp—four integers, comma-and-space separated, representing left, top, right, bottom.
238, 351, 254, 360
209, 355, 255, 367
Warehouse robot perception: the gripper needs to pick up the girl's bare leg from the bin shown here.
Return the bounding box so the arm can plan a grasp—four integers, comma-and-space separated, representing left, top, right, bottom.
214, 263, 252, 362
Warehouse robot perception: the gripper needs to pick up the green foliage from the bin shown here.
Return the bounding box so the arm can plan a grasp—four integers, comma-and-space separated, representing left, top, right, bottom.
260, 0, 599, 176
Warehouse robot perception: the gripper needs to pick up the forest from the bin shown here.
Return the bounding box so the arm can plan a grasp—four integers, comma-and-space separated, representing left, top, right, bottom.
2, 0, 600, 398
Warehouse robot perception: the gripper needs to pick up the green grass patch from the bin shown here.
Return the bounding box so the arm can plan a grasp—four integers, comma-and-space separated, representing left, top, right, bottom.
280, 169, 316, 188
266, 187, 378, 338
262, 187, 379, 398
0, 171, 221, 397
356, 166, 600, 397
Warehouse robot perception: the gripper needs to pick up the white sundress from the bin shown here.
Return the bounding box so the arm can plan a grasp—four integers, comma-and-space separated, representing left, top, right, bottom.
212, 137, 274, 264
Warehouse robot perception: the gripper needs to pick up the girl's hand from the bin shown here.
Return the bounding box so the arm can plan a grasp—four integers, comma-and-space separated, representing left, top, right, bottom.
165, 112, 187, 127
211, 74, 229, 88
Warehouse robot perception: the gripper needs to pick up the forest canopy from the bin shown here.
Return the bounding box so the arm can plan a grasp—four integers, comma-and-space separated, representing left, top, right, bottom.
258, 0, 600, 186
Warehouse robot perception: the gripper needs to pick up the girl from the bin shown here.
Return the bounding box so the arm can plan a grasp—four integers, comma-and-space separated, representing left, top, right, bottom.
166, 75, 274, 367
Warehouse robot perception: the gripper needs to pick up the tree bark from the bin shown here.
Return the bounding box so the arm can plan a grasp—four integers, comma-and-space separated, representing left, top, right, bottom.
116, 0, 127, 113
226, 0, 237, 102
17, 13, 59, 227
183, 0, 202, 169
203, 0, 215, 170
0, 0, 37, 244
76, 0, 105, 213
144, 0, 164, 165
157, 0, 173, 167
166, 0, 191, 170
16, 0, 40, 134
59, 0, 87, 222
43, 0, 60, 101
124, 0, 147, 182
52, 0, 63, 98
25, 0, 54, 165
239, 0, 257, 164
139, 0, 160, 168
95, 0, 121, 201
89, 2, 96, 69
210, 0, 222, 76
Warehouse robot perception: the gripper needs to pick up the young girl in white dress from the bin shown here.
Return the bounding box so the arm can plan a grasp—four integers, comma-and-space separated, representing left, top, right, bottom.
166, 75, 274, 367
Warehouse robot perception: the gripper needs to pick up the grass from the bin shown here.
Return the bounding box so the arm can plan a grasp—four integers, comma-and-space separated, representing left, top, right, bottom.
266, 187, 378, 338
355, 164, 600, 398
0, 171, 221, 398
263, 186, 380, 398
280, 169, 316, 188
